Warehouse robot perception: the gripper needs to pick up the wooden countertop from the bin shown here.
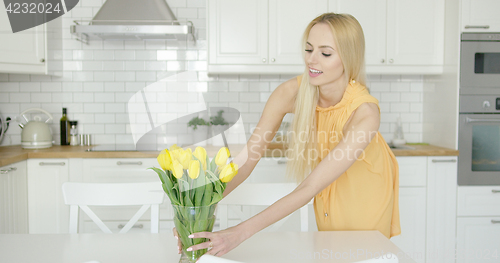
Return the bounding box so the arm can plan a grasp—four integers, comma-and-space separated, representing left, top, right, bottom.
0, 143, 458, 167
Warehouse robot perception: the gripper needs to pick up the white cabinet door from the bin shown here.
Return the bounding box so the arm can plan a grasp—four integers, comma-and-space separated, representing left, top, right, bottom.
328, 0, 387, 66
0, 161, 28, 234
0, 4, 46, 74
208, 0, 268, 65
457, 217, 500, 263
426, 156, 458, 263
27, 159, 69, 234
387, 0, 444, 66
390, 187, 426, 263
461, 0, 500, 32
268, 0, 327, 65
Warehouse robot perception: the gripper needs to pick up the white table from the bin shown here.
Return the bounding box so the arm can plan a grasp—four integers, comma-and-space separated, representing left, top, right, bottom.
0, 231, 416, 263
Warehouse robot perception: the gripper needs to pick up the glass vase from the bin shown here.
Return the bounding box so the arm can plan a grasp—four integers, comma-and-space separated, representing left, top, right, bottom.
173, 204, 217, 263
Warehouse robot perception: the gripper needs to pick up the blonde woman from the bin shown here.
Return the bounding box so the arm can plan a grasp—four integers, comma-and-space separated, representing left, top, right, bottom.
177, 12, 401, 257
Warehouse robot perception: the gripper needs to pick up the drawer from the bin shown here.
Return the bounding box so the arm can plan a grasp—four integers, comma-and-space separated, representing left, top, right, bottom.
396, 157, 427, 187
458, 186, 500, 216
82, 158, 159, 183
456, 217, 500, 263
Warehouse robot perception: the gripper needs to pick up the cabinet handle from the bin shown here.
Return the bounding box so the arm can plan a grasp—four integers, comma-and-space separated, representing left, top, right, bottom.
492, 190, 500, 193
262, 58, 266, 63
117, 161, 143, 165
492, 220, 500, 224
0, 167, 17, 174
431, 159, 457, 163
380, 59, 385, 63
118, 223, 143, 229
271, 58, 275, 62
389, 59, 394, 63
277, 160, 287, 165
464, 25, 490, 29
39, 162, 66, 166
40, 58, 45, 63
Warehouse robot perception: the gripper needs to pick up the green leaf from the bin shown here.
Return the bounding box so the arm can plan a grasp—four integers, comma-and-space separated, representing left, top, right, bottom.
149, 167, 167, 184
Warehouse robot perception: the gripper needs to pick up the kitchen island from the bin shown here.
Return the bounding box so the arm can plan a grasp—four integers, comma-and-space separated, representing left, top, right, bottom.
0, 231, 416, 263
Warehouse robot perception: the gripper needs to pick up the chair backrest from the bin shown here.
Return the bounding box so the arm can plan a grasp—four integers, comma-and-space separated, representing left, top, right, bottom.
218, 183, 313, 232
62, 182, 164, 234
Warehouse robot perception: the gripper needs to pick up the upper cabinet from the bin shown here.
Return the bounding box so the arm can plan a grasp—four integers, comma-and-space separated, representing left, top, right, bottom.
461, 0, 500, 32
208, 0, 327, 74
329, 0, 444, 74
0, 4, 61, 75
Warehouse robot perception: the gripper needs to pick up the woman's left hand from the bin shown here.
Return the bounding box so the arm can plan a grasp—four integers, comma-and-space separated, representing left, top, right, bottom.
186, 225, 248, 259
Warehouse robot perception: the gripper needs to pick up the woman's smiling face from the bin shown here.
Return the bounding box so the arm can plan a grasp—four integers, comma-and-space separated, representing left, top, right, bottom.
305, 23, 345, 88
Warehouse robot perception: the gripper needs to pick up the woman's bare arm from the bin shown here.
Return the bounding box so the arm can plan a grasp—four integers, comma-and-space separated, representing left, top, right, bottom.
223, 78, 298, 197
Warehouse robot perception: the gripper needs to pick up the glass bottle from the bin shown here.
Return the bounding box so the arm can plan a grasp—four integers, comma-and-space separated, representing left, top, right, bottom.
60, 108, 70, 145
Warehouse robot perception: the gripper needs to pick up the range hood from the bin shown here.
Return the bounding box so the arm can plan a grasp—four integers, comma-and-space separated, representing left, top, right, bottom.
70, 0, 195, 44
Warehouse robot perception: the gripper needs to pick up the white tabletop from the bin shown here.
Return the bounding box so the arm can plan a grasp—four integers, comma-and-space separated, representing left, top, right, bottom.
0, 231, 416, 263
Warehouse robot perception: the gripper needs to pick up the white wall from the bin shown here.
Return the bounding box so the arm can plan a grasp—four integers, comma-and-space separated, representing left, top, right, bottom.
0, 0, 425, 146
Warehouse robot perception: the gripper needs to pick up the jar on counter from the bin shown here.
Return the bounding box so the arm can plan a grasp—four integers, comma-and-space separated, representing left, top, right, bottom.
69, 121, 79, 146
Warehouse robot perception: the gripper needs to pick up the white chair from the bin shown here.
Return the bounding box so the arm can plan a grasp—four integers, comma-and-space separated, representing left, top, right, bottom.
62, 182, 164, 234
218, 183, 313, 232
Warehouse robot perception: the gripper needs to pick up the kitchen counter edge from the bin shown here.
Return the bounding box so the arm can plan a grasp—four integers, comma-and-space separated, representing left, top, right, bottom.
0, 144, 459, 167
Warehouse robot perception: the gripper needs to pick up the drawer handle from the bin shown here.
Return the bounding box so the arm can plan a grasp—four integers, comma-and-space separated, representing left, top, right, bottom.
491, 220, 500, 224
277, 160, 287, 165
118, 224, 143, 229
492, 190, 500, 193
0, 167, 17, 174
39, 162, 66, 166
464, 25, 490, 29
431, 159, 457, 163
117, 161, 143, 165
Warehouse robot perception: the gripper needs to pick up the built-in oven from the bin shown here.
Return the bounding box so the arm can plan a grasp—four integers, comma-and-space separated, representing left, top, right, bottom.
458, 95, 500, 185
459, 33, 500, 185
460, 33, 500, 95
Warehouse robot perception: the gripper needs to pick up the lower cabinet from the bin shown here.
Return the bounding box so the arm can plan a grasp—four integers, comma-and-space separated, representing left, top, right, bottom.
0, 161, 28, 233
27, 159, 69, 234
457, 186, 500, 263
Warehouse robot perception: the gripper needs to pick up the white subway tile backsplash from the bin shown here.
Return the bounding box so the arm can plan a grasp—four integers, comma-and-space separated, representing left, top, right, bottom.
10, 93, 30, 103
126, 61, 146, 71
167, 61, 186, 71
167, 0, 187, 8
229, 82, 249, 92
177, 8, 198, 18
104, 82, 125, 92
105, 124, 125, 134
73, 50, 93, 60
84, 124, 105, 134
30, 93, 51, 103
136, 72, 156, 81
70, 6, 93, 17
188, 82, 208, 93
400, 92, 421, 102
239, 92, 259, 102
390, 103, 410, 113
8, 74, 30, 82
103, 61, 124, 71
0, 74, 9, 81
81, 0, 103, 7
94, 93, 115, 102
157, 50, 178, 60
146, 40, 166, 50
381, 92, 400, 102
105, 103, 125, 113
73, 72, 94, 81
20, 103, 41, 111
249, 103, 266, 113
410, 103, 423, 113
83, 82, 103, 92
0, 103, 20, 113
52, 93, 73, 103
20, 82, 40, 92
400, 113, 421, 123
94, 50, 114, 60
84, 103, 104, 113
219, 92, 238, 102
390, 82, 410, 92
202, 92, 218, 102
135, 51, 157, 60
114, 50, 135, 60
145, 61, 167, 71
114, 72, 135, 81
124, 41, 145, 50
410, 82, 424, 92
115, 113, 130, 124
208, 82, 228, 92
94, 72, 114, 81
1, 83, 19, 92
104, 41, 124, 50
73, 93, 94, 103
260, 92, 271, 103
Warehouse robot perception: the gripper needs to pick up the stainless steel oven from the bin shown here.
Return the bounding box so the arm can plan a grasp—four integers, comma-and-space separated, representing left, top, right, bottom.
459, 95, 500, 185
460, 33, 500, 95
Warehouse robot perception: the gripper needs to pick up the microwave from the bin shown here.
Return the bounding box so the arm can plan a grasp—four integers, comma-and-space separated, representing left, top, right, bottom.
460, 33, 500, 95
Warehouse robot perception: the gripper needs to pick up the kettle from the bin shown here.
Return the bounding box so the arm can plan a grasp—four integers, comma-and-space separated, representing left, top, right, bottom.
18, 108, 53, 149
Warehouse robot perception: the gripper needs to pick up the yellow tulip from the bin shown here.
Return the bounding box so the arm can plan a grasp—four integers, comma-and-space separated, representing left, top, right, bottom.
215, 147, 230, 167
219, 163, 238, 183
188, 160, 200, 179
157, 149, 173, 170
170, 144, 181, 151
171, 159, 184, 179
193, 146, 207, 170
177, 148, 192, 169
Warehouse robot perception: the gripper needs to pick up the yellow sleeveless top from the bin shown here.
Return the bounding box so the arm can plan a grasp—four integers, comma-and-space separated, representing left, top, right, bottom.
297, 76, 401, 238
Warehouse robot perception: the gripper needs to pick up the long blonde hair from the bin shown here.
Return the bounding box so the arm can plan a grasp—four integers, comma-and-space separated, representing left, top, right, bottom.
286, 13, 366, 183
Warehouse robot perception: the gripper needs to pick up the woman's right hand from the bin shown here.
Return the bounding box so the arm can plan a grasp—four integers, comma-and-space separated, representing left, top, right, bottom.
173, 227, 182, 254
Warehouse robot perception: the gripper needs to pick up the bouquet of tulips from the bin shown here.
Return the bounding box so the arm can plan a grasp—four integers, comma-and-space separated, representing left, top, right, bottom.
150, 144, 238, 262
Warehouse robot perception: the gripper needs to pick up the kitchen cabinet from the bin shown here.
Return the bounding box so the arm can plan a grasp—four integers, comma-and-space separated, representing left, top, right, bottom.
461, 0, 500, 32
0, 3, 61, 75
27, 159, 69, 233
329, 0, 445, 74
0, 161, 28, 234
457, 186, 500, 263
207, 0, 327, 74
